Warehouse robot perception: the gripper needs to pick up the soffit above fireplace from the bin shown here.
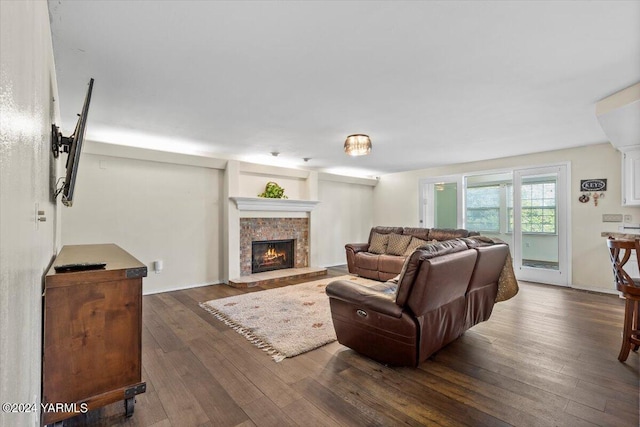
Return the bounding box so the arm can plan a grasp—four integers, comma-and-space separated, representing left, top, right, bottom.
230, 197, 320, 212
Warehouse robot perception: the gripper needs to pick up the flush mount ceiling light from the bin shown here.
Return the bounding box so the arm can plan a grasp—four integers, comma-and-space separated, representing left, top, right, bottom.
344, 134, 372, 156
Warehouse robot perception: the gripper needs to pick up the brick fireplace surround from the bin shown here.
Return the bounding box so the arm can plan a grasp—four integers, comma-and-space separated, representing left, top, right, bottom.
239, 218, 309, 276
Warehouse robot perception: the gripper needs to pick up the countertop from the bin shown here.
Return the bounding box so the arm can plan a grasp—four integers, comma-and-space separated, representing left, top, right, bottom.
601, 232, 640, 240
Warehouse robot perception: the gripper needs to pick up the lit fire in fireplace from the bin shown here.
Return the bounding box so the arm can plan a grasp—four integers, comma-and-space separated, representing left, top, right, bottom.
251, 239, 295, 274
259, 245, 287, 267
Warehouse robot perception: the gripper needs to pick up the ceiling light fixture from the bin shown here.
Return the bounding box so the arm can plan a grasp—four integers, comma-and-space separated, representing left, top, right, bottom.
344, 134, 372, 156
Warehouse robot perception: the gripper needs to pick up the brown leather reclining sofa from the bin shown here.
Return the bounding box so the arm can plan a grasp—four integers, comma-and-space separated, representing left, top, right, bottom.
327, 238, 509, 366
346, 226, 479, 281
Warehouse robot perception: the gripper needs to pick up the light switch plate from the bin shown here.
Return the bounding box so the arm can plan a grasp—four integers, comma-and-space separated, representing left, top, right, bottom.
602, 214, 623, 222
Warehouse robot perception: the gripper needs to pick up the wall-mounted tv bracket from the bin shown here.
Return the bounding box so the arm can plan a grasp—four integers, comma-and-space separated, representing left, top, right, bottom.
51, 124, 74, 159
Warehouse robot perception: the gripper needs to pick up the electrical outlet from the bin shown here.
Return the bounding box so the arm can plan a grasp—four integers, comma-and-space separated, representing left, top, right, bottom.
35, 202, 46, 229
624, 214, 633, 222
602, 214, 623, 222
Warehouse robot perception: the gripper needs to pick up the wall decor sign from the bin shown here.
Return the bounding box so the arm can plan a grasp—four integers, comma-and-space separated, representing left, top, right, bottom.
579, 179, 607, 206
580, 179, 607, 192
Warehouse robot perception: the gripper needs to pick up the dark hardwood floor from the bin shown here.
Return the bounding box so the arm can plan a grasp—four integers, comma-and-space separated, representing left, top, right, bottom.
63, 267, 639, 426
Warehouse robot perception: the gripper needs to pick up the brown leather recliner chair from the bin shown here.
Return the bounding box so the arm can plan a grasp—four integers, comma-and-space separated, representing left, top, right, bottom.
326, 241, 509, 366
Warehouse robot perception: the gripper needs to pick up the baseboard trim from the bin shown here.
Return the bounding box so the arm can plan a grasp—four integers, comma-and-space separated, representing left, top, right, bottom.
570, 284, 619, 296
143, 280, 222, 295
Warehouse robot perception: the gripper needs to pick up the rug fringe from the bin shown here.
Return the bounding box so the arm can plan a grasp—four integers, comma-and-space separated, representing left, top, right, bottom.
199, 302, 288, 362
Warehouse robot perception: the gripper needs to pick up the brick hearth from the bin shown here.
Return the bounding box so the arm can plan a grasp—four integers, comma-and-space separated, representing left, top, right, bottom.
228, 267, 327, 288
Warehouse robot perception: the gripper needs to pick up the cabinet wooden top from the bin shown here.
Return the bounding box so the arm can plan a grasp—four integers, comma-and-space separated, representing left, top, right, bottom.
46, 244, 147, 288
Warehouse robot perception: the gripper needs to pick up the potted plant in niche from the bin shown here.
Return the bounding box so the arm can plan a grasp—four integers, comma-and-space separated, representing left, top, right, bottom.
258, 181, 288, 199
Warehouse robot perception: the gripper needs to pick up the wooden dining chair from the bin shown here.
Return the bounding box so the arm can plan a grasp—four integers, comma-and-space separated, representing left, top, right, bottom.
607, 237, 640, 362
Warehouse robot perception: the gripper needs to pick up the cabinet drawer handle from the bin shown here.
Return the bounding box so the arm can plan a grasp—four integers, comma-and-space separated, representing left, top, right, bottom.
356, 309, 367, 318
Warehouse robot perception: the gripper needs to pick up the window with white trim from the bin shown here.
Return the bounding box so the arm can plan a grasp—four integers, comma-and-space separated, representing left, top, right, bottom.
508, 180, 557, 234
465, 184, 500, 232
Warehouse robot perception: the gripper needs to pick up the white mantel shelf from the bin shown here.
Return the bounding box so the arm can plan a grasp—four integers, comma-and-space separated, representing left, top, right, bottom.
230, 197, 320, 212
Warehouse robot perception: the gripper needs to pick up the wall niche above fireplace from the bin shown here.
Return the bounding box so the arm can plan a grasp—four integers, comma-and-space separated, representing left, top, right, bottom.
252, 239, 294, 274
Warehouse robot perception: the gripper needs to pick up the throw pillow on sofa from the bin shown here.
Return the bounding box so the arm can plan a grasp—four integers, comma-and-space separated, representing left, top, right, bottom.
368, 232, 389, 254
403, 236, 429, 255
386, 233, 412, 256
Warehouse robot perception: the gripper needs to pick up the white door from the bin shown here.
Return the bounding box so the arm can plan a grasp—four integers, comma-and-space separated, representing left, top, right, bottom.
512, 165, 570, 286
419, 177, 462, 228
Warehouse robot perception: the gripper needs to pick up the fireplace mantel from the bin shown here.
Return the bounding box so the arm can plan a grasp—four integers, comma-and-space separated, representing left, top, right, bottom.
230, 197, 320, 212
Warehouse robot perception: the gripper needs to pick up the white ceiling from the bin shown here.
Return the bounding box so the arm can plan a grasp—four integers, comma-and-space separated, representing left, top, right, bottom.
48, 1, 640, 177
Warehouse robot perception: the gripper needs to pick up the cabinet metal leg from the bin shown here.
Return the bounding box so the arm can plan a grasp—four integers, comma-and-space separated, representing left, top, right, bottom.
124, 397, 135, 418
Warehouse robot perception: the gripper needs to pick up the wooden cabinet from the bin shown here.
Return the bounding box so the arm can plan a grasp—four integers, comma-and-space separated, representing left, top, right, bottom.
43, 244, 147, 425
622, 146, 640, 206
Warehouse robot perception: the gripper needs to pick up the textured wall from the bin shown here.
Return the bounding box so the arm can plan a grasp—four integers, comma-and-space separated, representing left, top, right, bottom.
0, 1, 59, 426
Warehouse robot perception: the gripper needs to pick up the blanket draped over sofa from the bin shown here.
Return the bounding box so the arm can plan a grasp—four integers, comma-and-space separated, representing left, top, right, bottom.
466, 236, 518, 302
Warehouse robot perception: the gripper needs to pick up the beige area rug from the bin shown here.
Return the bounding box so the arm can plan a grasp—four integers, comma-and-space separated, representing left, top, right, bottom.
200, 274, 379, 362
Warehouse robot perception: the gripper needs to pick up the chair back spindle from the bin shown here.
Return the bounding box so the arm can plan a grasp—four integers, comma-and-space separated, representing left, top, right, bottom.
606, 237, 640, 362
606, 237, 639, 288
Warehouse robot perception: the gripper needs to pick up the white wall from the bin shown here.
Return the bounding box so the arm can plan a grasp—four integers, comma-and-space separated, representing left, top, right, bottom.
62, 152, 224, 294
373, 143, 640, 293
0, 1, 59, 426
315, 178, 375, 267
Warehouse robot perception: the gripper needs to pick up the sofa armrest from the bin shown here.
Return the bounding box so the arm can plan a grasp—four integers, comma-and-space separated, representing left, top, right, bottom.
346, 243, 369, 253
345, 243, 369, 273
326, 280, 403, 318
